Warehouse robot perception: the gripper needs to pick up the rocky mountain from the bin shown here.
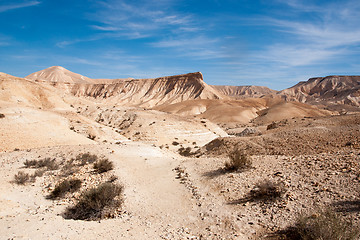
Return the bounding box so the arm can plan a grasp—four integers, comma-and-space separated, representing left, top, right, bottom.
212, 85, 277, 98
279, 75, 360, 107
26, 67, 227, 108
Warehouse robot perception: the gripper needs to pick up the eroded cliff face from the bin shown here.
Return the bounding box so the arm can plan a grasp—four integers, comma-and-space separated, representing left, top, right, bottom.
27, 67, 227, 108
279, 76, 360, 106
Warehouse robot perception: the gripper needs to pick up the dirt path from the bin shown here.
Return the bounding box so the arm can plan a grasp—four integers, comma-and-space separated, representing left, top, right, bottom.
0, 143, 248, 239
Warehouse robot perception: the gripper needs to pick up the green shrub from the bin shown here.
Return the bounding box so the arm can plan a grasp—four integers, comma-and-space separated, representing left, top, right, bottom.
224, 149, 252, 171
93, 159, 114, 173
14, 171, 30, 185
63, 182, 123, 220
47, 179, 82, 199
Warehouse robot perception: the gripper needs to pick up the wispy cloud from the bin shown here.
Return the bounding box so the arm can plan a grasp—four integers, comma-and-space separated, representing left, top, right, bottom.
90, 0, 196, 38
251, 0, 360, 67
0, 1, 40, 13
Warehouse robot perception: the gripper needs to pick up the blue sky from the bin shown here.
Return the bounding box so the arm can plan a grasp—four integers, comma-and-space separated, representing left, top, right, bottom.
0, 0, 359, 90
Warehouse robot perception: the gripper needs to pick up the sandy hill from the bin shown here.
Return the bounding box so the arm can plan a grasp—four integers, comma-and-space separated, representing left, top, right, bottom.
279, 75, 360, 107
26, 66, 94, 84
27, 67, 228, 108
253, 101, 332, 124
212, 85, 277, 98
154, 97, 331, 124
0, 72, 69, 110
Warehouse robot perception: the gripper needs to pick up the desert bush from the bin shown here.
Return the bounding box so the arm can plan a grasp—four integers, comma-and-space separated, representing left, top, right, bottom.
63, 182, 123, 220
0, 113, 5, 118
93, 158, 114, 173
24, 158, 59, 170
30, 169, 45, 182
249, 180, 286, 201
61, 162, 79, 176
172, 141, 180, 146
282, 208, 360, 240
47, 179, 82, 199
224, 149, 252, 171
14, 171, 30, 185
76, 153, 98, 166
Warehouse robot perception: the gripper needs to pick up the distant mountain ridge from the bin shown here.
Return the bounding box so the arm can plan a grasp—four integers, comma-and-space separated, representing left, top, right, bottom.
212, 85, 278, 98
279, 75, 360, 107
25, 66, 360, 108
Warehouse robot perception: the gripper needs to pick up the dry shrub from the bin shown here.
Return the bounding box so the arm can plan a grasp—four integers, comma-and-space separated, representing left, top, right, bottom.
64, 182, 123, 220
24, 158, 59, 170
61, 162, 79, 176
47, 179, 82, 199
0, 113, 5, 118
282, 209, 360, 240
76, 153, 98, 166
93, 158, 114, 173
178, 147, 193, 156
249, 180, 286, 201
224, 149, 252, 171
14, 171, 30, 185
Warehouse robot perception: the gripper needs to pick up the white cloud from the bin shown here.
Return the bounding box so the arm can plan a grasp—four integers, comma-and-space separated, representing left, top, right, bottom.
0, 1, 40, 13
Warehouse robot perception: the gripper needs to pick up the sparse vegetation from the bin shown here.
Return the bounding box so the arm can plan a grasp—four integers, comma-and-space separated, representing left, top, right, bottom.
93, 158, 114, 173
0, 113, 5, 118
14, 171, 30, 185
249, 180, 286, 201
172, 141, 180, 146
24, 158, 59, 170
63, 182, 123, 220
178, 147, 193, 156
47, 179, 82, 199
76, 153, 98, 166
224, 149, 252, 171
281, 208, 360, 240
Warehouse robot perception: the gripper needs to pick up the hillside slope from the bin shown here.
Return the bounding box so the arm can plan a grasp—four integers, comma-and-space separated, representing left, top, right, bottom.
279, 75, 360, 107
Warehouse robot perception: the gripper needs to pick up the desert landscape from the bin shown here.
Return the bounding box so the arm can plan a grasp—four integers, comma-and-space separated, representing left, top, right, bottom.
0, 66, 359, 239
